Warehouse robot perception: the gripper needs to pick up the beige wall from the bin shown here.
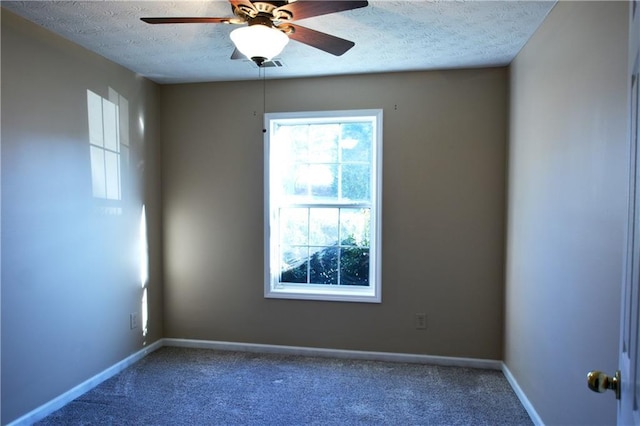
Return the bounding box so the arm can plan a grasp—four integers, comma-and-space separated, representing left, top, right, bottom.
161, 68, 508, 359
1, 11, 163, 424
505, 2, 628, 425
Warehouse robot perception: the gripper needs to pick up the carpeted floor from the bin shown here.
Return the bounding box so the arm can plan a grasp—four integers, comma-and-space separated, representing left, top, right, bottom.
36, 346, 533, 425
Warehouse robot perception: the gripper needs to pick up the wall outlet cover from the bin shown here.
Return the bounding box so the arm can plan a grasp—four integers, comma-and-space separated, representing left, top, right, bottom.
415, 313, 427, 330
130, 313, 138, 329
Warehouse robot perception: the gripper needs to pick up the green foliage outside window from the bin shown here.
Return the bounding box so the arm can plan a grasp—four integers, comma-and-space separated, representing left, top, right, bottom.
280, 235, 369, 286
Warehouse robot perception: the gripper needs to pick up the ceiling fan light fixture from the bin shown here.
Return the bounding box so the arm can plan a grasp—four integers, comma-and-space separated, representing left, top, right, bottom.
230, 24, 289, 66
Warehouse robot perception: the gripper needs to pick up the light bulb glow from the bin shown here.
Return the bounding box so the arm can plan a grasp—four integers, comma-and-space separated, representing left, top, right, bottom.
230, 25, 289, 62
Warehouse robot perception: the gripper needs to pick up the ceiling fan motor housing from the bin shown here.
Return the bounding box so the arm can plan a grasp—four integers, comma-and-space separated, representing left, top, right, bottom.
235, 1, 293, 24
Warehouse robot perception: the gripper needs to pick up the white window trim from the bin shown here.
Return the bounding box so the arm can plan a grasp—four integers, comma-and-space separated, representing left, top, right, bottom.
264, 109, 383, 303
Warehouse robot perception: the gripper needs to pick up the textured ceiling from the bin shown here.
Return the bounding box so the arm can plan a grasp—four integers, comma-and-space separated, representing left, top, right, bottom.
1, 0, 556, 84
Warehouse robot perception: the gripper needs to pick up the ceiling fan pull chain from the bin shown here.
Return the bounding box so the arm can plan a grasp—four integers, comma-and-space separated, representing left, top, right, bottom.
261, 65, 267, 134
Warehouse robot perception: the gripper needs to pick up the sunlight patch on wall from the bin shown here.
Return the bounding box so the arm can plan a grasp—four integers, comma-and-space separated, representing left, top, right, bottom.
87, 88, 130, 215
140, 205, 149, 338
87, 90, 121, 200
138, 114, 145, 137
109, 88, 130, 176
139, 205, 149, 286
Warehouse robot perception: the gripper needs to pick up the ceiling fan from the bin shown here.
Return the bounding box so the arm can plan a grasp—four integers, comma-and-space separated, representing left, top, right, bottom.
141, 0, 369, 66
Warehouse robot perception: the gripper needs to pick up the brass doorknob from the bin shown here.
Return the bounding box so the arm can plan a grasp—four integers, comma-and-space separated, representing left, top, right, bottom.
587, 370, 621, 400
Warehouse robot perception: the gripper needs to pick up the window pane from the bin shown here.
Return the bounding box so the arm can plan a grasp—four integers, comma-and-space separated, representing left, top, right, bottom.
309, 124, 339, 163
342, 164, 370, 201
340, 247, 369, 286
340, 208, 370, 246
309, 164, 338, 199
280, 246, 308, 283
309, 247, 338, 284
341, 122, 372, 163
280, 208, 308, 245
279, 125, 309, 163
281, 164, 309, 198
309, 208, 339, 246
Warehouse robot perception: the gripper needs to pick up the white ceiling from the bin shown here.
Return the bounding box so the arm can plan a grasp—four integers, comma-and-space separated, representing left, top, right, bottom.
1, 0, 556, 84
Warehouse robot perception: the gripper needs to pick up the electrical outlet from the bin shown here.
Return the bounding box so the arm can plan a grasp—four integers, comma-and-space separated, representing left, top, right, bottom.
130, 313, 138, 330
415, 313, 427, 330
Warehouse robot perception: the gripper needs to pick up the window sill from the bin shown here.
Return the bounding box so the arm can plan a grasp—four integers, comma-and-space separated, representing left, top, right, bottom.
265, 284, 381, 303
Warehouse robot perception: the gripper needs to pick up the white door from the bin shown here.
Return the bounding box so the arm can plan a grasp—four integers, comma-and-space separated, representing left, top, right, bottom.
589, 2, 640, 425
620, 2, 640, 424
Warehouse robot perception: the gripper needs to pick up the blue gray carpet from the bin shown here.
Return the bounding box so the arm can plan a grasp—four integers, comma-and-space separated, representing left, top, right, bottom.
36, 346, 532, 425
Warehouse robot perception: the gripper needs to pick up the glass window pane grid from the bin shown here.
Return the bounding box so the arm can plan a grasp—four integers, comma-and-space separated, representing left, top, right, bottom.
278, 206, 371, 286
267, 110, 381, 302
276, 121, 372, 204
279, 245, 369, 286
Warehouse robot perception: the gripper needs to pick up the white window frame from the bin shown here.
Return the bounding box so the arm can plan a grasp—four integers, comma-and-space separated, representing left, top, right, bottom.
264, 109, 383, 303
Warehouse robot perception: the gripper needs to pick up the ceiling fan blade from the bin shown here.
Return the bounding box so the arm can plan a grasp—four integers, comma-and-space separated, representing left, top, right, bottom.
277, 1, 368, 21
284, 24, 355, 56
140, 17, 235, 24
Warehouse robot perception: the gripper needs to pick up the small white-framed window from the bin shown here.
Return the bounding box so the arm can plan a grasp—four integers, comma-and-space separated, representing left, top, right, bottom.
264, 109, 382, 303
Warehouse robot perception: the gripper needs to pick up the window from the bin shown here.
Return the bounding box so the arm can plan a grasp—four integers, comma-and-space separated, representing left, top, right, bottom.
264, 109, 382, 303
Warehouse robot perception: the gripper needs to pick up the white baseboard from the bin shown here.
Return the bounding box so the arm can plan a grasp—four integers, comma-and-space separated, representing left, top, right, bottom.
7, 340, 163, 426
163, 338, 503, 370
502, 363, 544, 426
